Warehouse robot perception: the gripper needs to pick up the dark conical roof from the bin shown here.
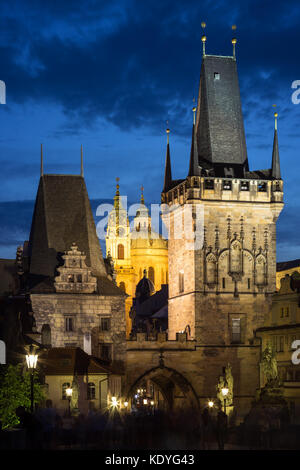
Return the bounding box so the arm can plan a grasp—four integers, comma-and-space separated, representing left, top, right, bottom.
28, 174, 107, 280
195, 55, 248, 176
188, 123, 201, 177
163, 142, 172, 192
271, 129, 281, 179
135, 270, 155, 303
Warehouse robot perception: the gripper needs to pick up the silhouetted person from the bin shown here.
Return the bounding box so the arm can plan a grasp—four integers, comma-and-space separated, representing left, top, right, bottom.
216, 408, 227, 450
16, 406, 38, 449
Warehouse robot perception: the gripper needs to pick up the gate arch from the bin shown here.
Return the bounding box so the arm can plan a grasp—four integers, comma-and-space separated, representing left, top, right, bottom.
126, 366, 199, 410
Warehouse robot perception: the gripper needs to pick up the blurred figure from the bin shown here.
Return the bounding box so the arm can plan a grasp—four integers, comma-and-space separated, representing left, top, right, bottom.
36, 399, 57, 449
216, 406, 227, 450
16, 406, 39, 449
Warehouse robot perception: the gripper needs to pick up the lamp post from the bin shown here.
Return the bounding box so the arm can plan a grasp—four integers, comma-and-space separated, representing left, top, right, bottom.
66, 386, 73, 416
221, 386, 229, 414
208, 400, 214, 409
25, 346, 38, 413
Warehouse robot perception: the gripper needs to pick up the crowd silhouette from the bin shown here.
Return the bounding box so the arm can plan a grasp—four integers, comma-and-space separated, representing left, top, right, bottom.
0, 399, 297, 450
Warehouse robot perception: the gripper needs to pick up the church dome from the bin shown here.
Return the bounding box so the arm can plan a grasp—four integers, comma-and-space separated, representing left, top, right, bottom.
135, 269, 155, 302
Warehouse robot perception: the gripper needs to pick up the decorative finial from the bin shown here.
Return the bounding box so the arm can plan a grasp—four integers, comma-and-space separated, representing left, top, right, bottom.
40, 143, 43, 177
273, 104, 278, 130
231, 25, 237, 58
141, 185, 145, 205
81, 144, 84, 177
166, 121, 170, 145
192, 98, 196, 125
201, 22, 207, 55
116, 177, 120, 195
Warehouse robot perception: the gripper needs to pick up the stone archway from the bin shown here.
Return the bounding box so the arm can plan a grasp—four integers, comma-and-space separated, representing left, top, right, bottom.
126, 366, 199, 410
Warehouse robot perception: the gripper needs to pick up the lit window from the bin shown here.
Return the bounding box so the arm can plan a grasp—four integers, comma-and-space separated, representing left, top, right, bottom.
149, 267, 155, 284
118, 244, 124, 259
285, 307, 289, 317
99, 343, 112, 361
65, 317, 74, 332
179, 271, 184, 293
214, 72, 220, 80
87, 382, 96, 400
101, 317, 111, 332
232, 318, 241, 343
62, 382, 71, 400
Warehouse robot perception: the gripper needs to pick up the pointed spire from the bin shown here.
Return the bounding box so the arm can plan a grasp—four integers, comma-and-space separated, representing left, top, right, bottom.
188, 107, 201, 177
163, 127, 172, 192
81, 144, 84, 177
271, 109, 281, 179
40, 144, 43, 177
114, 177, 120, 206
201, 22, 207, 56
231, 25, 237, 59
140, 185, 145, 205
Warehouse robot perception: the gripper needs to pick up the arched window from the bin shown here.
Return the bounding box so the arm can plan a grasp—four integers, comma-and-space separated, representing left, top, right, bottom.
41, 324, 51, 347
62, 382, 71, 400
179, 271, 184, 293
118, 244, 124, 259
206, 253, 216, 284
256, 255, 266, 285
87, 382, 96, 400
119, 281, 126, 292
148, 267, 155, 284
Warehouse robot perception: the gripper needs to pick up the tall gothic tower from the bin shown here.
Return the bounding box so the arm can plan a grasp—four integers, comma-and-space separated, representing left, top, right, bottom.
161, 36, 284, 345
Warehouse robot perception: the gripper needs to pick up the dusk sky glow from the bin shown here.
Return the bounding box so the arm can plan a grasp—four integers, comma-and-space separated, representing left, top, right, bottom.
0, 0, 300, 261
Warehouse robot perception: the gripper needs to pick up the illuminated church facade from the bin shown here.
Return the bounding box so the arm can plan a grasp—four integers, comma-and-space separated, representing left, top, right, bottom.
105, 183, 168, 337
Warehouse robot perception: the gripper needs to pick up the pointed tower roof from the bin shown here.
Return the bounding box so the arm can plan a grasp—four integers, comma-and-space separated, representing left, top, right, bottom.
271, 112, 281, 179
28, 174, 108, 283
195, 54, 248, 177
163, 128, 172, 191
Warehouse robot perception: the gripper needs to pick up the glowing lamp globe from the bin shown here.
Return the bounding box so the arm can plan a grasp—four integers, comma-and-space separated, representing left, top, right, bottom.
26, 353, 38, 370
221, 387, 229, 397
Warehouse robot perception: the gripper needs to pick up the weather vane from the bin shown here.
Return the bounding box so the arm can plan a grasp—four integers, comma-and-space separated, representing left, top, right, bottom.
166, 120, 170, 144
272, 104, 278, 130
192, 97, 196, 125
231, 25, 237, 58
201, 22, 207, 56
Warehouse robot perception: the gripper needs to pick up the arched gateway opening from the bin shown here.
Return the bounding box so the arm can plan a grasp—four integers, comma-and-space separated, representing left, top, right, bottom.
126, 366, 199, 412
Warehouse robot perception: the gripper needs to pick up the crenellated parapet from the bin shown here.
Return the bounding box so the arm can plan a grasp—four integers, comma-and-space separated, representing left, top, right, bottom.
161, 176, 283, 206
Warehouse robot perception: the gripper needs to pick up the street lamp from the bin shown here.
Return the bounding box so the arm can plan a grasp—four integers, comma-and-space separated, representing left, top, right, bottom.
208, 400, 214, 409
25, 346, 38, 413
66, 386, 73, 416
143, 398, 148, 405
221, 386, 229, 414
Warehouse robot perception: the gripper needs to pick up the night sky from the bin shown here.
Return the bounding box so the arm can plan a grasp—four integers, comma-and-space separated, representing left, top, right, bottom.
0, 0, 299, 261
